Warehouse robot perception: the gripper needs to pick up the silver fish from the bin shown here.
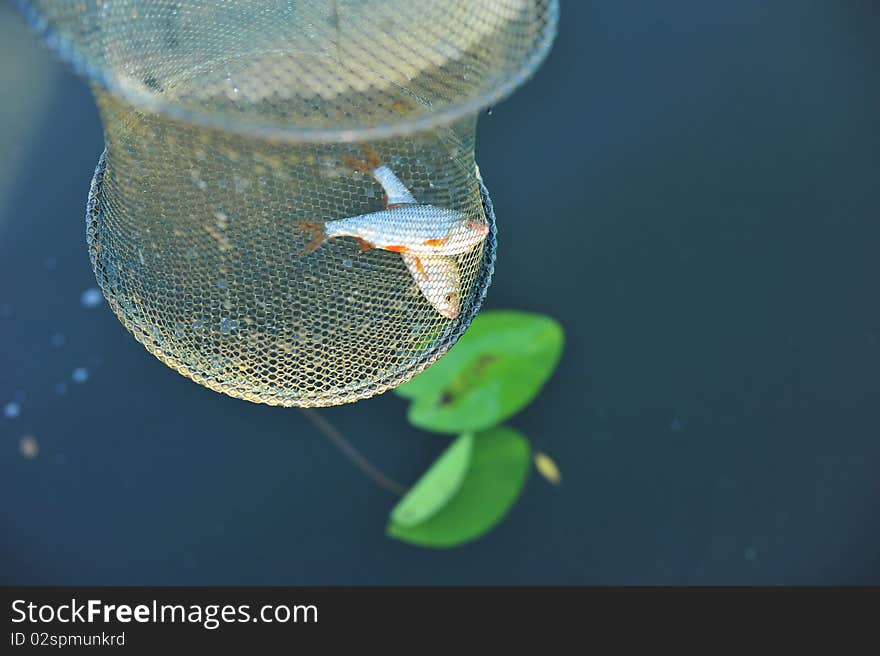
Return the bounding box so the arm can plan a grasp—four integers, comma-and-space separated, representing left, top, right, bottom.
299, 145, 488, 256
298, 145, 482, 319
402, 253, 461, 319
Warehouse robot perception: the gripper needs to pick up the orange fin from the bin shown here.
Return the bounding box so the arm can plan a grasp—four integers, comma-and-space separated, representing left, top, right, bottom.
297, 221, 326, 254
423, 237, 448, 247
344, 143, 383, 176
360, 144, 383, 170
343, 155, 374, 176
413, 256, 427, 280
385, 244, 408, 254
355, 237, 374, 253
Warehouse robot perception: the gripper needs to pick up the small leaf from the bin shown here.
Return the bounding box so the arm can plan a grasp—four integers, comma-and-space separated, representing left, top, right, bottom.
387, 427, 531, 548
390, 433, 473, 527
396, 311, 564, 434
533, 451, 562, 485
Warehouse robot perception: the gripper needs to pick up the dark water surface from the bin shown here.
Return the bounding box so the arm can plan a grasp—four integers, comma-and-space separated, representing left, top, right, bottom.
2, 1, 878, 584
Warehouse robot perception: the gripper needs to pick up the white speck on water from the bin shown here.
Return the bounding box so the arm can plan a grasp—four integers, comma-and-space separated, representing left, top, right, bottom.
54, 381, 68, 396
744, 546, 758, 561
43, 256, 58, 271
19, 434, 39, 459
72, 367, 90, 384
80, 287, 103, 308
4, 401, 21, 419
50, 332, 66, 348
669, 417, 683, 432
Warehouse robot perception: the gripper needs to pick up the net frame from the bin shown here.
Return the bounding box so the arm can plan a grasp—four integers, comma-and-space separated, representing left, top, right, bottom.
16, 0, 559, 142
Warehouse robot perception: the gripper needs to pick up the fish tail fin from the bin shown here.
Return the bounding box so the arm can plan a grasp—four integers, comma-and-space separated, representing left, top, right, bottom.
360, 144, 383, 170
297, 221, 326, 254
343, 143, 383, 176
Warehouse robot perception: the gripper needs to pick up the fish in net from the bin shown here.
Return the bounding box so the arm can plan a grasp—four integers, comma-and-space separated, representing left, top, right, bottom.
18, 0, 558, 407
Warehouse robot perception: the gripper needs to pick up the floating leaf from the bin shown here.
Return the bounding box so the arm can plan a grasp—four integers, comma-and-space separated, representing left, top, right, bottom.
390, 433, 474, 527
387, 427, 531, 548
396, 311, 564, 434
533, 451, 562, 485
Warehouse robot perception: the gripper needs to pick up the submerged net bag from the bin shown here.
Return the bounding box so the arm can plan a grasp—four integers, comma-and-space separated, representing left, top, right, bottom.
19, 0, 557, 406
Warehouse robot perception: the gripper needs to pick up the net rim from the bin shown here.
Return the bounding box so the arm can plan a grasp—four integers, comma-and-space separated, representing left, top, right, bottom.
17, 0, 558, 143
85, 149, 498, 407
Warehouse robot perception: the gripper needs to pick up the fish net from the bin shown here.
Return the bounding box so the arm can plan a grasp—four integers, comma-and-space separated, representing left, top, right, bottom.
19, 0, 557, 407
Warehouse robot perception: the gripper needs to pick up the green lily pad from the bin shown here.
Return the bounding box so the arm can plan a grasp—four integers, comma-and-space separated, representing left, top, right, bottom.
396, 311, 564, 434
390, 433, 474, 528
387, 427, 531, 548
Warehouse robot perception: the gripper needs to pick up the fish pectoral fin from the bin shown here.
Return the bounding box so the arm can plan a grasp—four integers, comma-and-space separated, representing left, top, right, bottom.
423, 237, 448, 247
355, 237, 374, 253
385, 245, 408, 254
412, 256, 428, 281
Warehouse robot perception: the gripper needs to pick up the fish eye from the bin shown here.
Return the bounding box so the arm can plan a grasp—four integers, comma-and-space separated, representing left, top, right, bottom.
465, 220, 475, 229
444, 292, 456, 303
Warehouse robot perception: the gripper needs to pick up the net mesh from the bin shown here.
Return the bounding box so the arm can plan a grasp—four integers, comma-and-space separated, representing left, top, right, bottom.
20, 0, 557, 407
